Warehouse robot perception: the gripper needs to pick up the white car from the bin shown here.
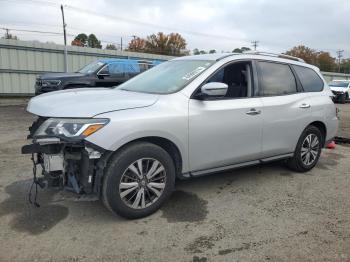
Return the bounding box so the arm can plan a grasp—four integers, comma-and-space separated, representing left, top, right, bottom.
329, 80, 350, 103
22, 52, 339, 218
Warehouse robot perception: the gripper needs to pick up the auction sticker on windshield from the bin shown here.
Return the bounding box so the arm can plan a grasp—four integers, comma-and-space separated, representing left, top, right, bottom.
182, 67, 206, 80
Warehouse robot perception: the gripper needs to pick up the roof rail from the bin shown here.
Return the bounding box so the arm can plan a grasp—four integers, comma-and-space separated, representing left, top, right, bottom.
243, 51, 305, 63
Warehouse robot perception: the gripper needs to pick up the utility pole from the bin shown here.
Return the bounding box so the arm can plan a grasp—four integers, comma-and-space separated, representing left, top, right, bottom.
5, 28, 9, 39
120, 37, 123, 51
60, 5, 68, 72
336, 49, 344, 73
251, 40, 259, 51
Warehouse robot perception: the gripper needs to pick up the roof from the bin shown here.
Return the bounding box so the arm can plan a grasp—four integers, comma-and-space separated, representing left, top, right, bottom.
172, 52, 319, 71
97, 58, 136, 64
172, 53, 234, 61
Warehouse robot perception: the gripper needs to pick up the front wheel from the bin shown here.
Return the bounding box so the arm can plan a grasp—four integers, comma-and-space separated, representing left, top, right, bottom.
102, 142, 175, 219
339, 93, 346, 104
286, 125, 323, 172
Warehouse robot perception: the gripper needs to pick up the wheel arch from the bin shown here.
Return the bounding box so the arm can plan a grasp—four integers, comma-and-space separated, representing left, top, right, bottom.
308, 121, 327, 146
108, 136, 184, 178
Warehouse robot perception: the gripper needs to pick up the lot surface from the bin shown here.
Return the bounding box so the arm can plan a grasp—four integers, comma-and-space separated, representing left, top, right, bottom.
0, 100, 349, 262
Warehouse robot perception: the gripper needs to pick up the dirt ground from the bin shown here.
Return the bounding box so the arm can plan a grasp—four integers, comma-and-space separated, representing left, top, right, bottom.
0, 100, 349, 262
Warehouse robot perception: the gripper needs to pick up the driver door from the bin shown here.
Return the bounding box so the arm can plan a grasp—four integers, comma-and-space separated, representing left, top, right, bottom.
188, 61, 263, 173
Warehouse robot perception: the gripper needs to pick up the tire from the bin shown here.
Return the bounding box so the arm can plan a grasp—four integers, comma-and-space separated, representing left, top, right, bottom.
339, 93, 346, 104
286, 125, 323, 172
102, 142, 176, 219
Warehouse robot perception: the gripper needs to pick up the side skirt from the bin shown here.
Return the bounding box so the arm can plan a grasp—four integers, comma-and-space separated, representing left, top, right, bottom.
179, 153, 294, 179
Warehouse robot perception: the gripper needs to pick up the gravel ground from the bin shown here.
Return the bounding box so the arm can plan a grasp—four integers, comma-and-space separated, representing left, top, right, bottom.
0, 101, 349, 262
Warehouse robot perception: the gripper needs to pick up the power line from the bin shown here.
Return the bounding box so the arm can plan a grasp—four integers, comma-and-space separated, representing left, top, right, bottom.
64, 5, 246, 42
0, 0, 58, 7
0, 27, 75, 36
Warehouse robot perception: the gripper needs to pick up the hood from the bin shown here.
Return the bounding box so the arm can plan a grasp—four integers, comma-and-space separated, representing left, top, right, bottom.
27, 88, 159, 118
38, 72, 86, 80
329, 86, 348, 93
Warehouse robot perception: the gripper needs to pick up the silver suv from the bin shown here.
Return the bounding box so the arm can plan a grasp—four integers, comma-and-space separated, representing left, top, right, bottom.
22, 52, 339, 218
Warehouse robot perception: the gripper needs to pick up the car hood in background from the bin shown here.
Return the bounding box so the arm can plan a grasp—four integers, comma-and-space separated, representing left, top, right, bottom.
27, 88, 159, 118
38, 72, 86, 80
329, 86, 348, 93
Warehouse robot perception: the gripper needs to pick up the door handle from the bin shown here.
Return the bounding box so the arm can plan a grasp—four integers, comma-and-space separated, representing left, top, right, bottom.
246, 108, 261, 115
299, 103, 311, 109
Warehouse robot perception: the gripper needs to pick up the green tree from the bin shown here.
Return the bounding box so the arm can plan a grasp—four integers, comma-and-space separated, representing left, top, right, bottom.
72, 33, 88, 46
232, 47, 251, 53
106, 44, 117, 50
209, 49, 216, 54
87, 34, 102, 49
193, 48, 200, 55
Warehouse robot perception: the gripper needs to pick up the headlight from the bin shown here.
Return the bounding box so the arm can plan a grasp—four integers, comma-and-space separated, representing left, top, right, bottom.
34, 118, 109, 139
42, 80, 61, 87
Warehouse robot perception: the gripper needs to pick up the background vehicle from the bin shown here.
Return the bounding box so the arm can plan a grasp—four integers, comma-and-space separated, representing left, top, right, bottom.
34, 59, 162, 95
23, 52, 338, 219
328, 80, 350, 103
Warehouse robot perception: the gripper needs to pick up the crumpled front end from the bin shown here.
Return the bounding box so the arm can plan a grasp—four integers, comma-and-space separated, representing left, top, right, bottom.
22, 117, 112, 199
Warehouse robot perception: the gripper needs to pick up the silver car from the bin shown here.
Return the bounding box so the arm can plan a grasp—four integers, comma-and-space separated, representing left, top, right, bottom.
22, 52, 339, 218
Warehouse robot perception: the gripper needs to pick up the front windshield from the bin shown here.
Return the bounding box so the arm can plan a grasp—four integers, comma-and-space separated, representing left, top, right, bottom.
78, 61, 105, 74
329, 81, 349, 88
116, 60, 215, 94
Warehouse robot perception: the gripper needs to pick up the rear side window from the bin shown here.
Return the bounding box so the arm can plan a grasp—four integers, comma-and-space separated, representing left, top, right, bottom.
257, 61, 297, 96
292, 65, 324, 92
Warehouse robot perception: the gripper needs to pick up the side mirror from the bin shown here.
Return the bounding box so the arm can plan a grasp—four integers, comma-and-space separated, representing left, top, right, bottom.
200, 82, 228, 97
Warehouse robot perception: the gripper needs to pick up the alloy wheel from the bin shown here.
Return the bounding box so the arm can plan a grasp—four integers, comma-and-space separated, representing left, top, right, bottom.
301, 134, 320, 166
119, 158, 166, 209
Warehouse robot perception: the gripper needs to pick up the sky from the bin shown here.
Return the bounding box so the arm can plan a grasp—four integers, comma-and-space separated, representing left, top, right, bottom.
0, 0, 349, 57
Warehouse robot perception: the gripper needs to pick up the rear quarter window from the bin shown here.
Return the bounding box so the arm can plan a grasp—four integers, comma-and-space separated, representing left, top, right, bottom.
292, 65, 324, 92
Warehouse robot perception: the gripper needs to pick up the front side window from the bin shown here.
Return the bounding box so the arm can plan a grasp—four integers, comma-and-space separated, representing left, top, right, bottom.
78, 61, 105, 74
293, 65, 324, 92
202, 61, 252, 98
117, 60, 214, 94
258, 61, 297, 96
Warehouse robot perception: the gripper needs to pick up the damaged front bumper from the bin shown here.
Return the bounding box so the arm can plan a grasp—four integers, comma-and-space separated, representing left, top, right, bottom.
22, 121, 112, 198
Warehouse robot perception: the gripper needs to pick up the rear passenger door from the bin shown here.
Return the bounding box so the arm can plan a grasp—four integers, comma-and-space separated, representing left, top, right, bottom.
257, 61, 313, 158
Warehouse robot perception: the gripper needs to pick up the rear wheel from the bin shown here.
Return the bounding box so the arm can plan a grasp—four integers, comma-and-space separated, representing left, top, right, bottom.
102, 142, 175, 219
286, 125, 323, 172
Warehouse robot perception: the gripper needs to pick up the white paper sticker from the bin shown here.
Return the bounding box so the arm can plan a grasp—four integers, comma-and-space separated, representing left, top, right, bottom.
182, 67, 206, 81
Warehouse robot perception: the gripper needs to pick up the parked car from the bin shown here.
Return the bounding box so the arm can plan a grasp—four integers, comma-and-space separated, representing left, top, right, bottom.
34, 59, 162, 95
22, 52, 338, 219
328, 80, 350, 103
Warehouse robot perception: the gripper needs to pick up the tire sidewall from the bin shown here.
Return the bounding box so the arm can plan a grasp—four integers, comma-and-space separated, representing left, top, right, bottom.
103, 142, 175, 219
294, 126, 323, 170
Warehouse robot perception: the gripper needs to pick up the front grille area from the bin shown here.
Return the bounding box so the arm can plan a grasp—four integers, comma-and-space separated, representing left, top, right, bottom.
35, 80, 42, 87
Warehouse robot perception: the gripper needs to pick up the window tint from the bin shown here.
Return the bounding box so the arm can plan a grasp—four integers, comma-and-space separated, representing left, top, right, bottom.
109, 63, 126, 77
293, 65, 324, 92
258, 62, 297, 96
